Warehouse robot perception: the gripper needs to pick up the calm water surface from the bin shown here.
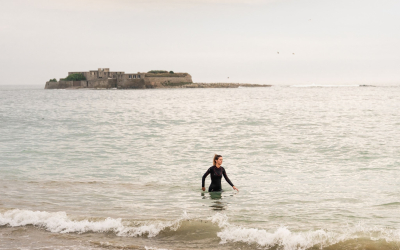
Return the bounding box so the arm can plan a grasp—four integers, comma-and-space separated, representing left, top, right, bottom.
0, 85, 399, 250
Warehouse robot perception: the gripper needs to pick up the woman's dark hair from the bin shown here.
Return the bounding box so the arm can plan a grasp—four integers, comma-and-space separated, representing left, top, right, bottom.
213, 154, 222, 166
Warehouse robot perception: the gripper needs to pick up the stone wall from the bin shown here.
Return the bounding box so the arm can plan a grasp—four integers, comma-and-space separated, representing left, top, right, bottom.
144, 73, 188, 78
45, 81, 89, 89
117, 74, 191, 89
45, 81, 73, 89
144, 74, 192, 87
117, 79, 148, 89
88, 79, 117, 88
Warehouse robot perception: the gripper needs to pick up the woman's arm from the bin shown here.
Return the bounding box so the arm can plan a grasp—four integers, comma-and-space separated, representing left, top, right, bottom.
202, 168, 210, 191
223, 169, 239, 191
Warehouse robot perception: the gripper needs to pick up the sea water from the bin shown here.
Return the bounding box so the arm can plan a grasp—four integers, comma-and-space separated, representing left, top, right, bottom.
0, 85, 399, 250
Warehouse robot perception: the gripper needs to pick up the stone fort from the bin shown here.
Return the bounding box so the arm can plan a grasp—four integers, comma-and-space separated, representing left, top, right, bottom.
45, 68, 193, 89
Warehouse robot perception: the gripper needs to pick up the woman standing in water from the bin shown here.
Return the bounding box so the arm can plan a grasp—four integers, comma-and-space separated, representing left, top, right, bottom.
202, 155, 239, 192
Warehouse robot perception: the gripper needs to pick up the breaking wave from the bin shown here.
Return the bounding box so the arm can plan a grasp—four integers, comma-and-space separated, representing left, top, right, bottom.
0, 209, 188, 237
211, 213, 400, 249
1, 209, 400, 250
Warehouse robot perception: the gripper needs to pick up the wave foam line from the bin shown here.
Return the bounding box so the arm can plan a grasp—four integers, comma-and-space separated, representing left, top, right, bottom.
210, 213, 400, 250
145, 247, 170, 250
0, 209, 188, 237
3, 209, 400, 250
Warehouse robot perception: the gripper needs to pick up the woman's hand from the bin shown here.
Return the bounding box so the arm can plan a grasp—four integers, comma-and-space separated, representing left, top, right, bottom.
202, 187, 205, 191
233, 186, 239, 191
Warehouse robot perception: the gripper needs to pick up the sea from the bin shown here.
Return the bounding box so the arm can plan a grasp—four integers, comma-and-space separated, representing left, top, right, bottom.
0, 84, 399, 250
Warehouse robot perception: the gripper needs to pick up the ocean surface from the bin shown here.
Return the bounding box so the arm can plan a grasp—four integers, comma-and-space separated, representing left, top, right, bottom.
0, 84, 399, 250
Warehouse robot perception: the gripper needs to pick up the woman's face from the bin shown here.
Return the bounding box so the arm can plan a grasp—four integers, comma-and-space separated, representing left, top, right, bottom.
216, 157, 223, 165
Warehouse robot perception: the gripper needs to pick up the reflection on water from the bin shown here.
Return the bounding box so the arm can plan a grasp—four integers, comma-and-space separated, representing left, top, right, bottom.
209, 191, 222, 200
210, 195, 226, 211
201, 191, 227, 211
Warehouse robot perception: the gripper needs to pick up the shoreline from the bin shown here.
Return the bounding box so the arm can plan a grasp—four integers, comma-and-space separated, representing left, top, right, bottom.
49, 82, 272, 90
177, 83, 272, 88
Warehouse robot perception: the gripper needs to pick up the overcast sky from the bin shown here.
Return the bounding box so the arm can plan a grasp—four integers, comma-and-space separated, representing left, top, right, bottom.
1, 0, 399, 85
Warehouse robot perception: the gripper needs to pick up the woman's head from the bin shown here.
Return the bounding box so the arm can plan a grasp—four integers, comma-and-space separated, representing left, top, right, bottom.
213, 154, 223, 166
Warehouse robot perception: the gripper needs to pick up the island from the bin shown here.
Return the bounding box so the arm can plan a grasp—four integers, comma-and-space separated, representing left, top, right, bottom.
45, 68, 271, 89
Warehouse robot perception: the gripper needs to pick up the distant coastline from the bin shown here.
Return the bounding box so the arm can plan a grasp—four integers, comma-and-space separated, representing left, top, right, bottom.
172, 83, 271, 88
45, 68, 271, 89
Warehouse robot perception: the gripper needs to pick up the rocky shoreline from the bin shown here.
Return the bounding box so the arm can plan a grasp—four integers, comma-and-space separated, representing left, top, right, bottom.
61, 83, 271, 90
173, 83, 271, 88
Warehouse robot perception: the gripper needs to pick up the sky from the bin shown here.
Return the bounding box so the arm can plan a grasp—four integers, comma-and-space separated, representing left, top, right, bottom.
1, 0, 399, 85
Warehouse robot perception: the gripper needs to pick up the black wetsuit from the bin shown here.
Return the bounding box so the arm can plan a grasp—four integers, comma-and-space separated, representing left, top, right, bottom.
202, 166, 234, 192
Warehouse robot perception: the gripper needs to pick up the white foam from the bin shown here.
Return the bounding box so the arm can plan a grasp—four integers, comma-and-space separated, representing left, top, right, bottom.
217, 226, 340, 250
144, 247, 170, 250
0, 209, 188, 238
3, 209, 400, 249
209, 213, 400, 250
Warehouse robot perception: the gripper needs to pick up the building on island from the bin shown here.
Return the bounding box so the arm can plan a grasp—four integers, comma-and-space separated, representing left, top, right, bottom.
45, 68, 193, 89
